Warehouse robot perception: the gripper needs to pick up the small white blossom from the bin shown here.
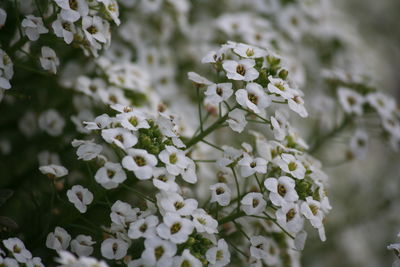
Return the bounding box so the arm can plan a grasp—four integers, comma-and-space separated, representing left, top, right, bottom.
101, 128, 138, 149
122, 148, 158, 180
95, 162, 127, 189
264, 176, 298, 206
235, 83, 270, 114
205, 83, 233, 104
233, 43, 267, 59
21, 15, 48, 41
238, 153, 267, 177
276, 153, 306, 179
337, 87, 364, 116
250, 236, 279, 264
156, 212, 194, 244
141, 237, 176, 267
128, 215, 159, 239
66, 185, 94, 213
46, 227, 71, 251
227, 109, 247, 133
173, 249, 202, 267
54, 0, 89, 22
276, 203, 304, 233
70, 235, 95, 257
38, 109, 65, 136
206, 239, 231, 267
52, 15, 76, 44
159, 146, 190, 176
39, 46, 59, 74
192, 209, 218, 234
210, 183, 231, 207
241, 192, 266, 215
223, 59, 259, 81
101, 238, 128, 260
157, 192, 198, 216
39, 164, 68, 178
2, 238, 32, 263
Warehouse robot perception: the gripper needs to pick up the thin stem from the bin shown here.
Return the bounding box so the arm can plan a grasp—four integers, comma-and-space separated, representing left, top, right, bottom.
239, 106, 271, 124
120, 183, 155, 203
256, 212, 295, 239
233, 220, 250, 240
201, 139, 224, 151
193, 159, 216, 163
224, 238, 247, 257
197, 87, 203, 132
310, 116, 351, 153
218, 211, 245, 225
254, 174, 264, 194
185, 112, 229, 148
231, 167, 241, 213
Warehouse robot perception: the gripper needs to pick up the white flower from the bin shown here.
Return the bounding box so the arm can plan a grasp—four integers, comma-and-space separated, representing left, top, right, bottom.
249, 236, 279, 264
0, 8, 6, 28
235, 83, 270, 114
223, 59, 259, 81
101, 128, 138, 149
157, 192, 198, 216
26, 257, 44, 267
128, 215, 159, 239
95, 162, 127, 189
2, 238, 32, 263
141, 237, 176, 267
72, 139, 103, 161
205, 83, 233, 104
276, 153, 305, 179
158, 146, 189, 176
206, 239, 230, 267
241, 192, 266, 215
39, 47, 59, 74
116, 110, 150, 131
110, 200, 137, 227
70, 235, 95, 257
152, 167, 179, 192
122, 148, 158, 180
349, 129, 368, 160
227, 109, 247, 133
84, 114, 112, 130
173, 249, 202, 267
38, 109, 65, 136
300, 197, 324, 230
192, 209, 218, 234
337, 87, 364, 115
181, 159, 198, 184
270, 110, 288, 141
276, 203, 304, 233
46, 227, 71, 251
101, 238, 128, 260
288, 94, 308, 118
54, 0, 89, 22
264, 176, 298, 206
0, 49, 13, 90
238, 153, 267, 177
210, 183, 231, 207
82, 16, 108, 45
187, 71, 213, 86
0, 257, 18, 267
21, 15, 48, 41
52, 15, 76, 44
233, 43, 267, 59
97, 0, 120, 25
39, 164, 68, 178
201, 44, 232, 64
367, 92, 396, 118
267, 76, 295, 99
156, 212, 194, 244
66, 185, 94, 213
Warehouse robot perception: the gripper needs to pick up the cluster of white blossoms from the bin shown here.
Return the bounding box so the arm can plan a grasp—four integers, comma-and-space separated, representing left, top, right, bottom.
35, 43, 331, 267
1, 0, 399, 266
318, 68, 400, 157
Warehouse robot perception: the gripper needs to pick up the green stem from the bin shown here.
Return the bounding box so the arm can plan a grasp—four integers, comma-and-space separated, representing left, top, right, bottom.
218, 211, 245, 225
201, 139, 224, 151
310, 116, 351, 153
231, 167, 241, 213
185, 112, 230, 148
